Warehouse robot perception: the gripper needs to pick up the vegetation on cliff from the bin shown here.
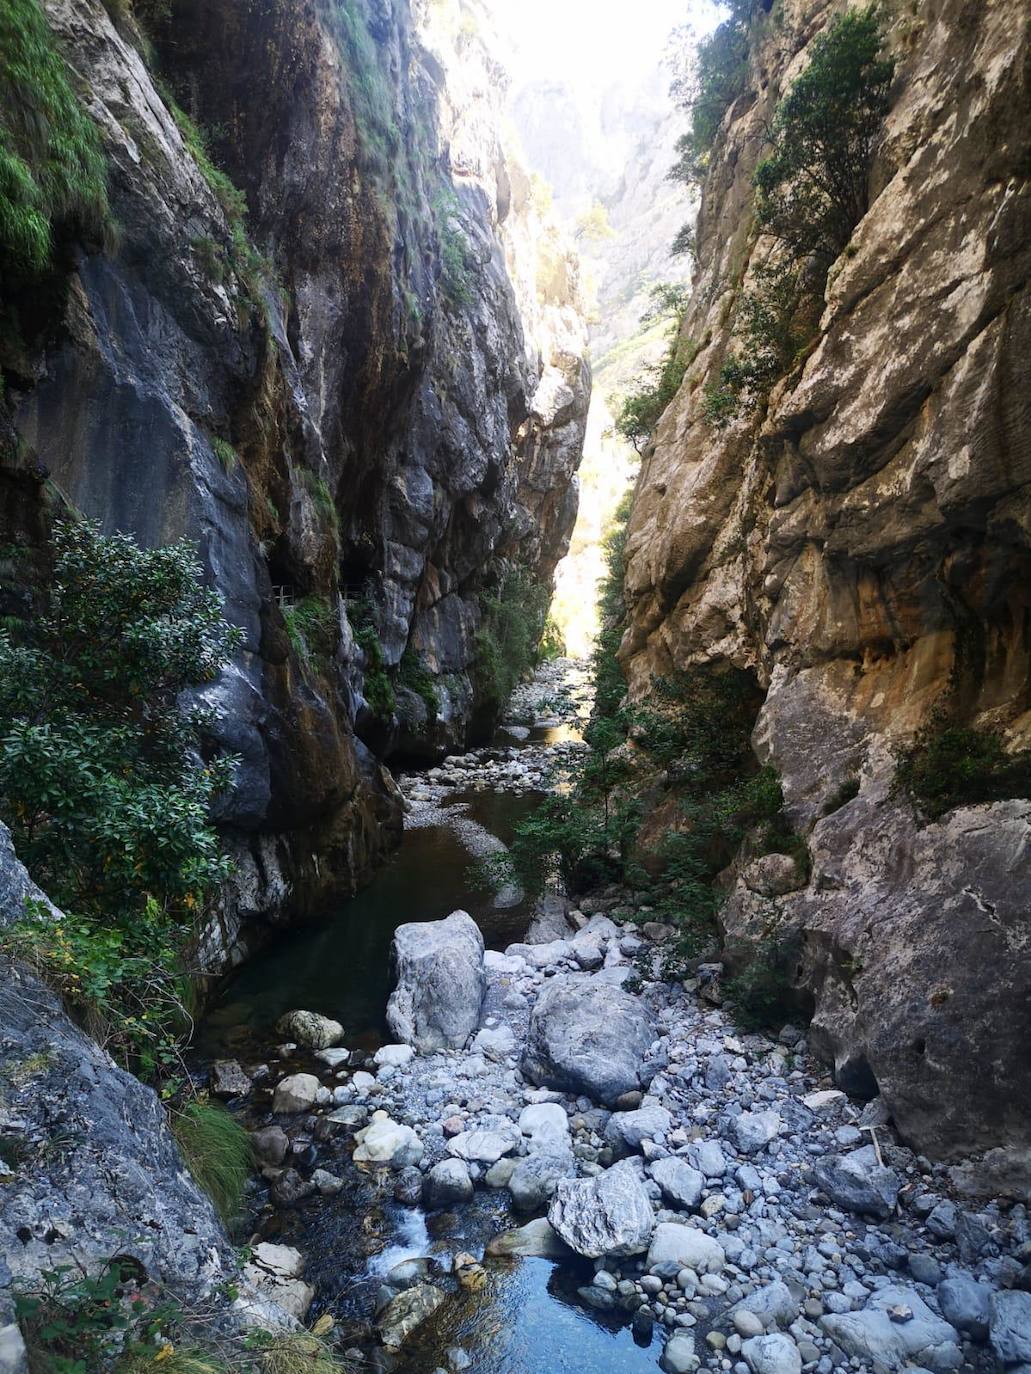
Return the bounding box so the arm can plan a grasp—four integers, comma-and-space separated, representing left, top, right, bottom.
0, 521, 240, 1079
0, 0, 108, 276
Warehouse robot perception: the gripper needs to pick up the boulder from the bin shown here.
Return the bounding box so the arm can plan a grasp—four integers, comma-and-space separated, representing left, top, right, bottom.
741, 1333, 802, 1374
661, 1334, 697, 1374
251, 1125, 289, 1165
386, 911, 485, 1052
374, 1043, 415, 1069
424, 1158, 474, 1208
508, 1149, 575, 1212
274, 1009, 344, 1050
648, 1158, 705, 1211
730, 1281, 798, 1331
471, 1025, 516, 1062
447, 1124, 520, 1163
938, 1275, 991, 1341
991, 1291, 1031, 1365
548, 1160, 655, 1258
486, 1218, 572, 1259
605, 1104, 673, 1157
733, 1110, 783, 1154
519, 1102, 570, 1148
821, 1286, 961, 1371
272, 1072, 320, 1114
521, 974, 656, 1106
647, 1222, 725, 1275
243, 1242, 314, 1321
353, 1111, 423, 1168
377, 1284, 445, 1351
210, 1059, 252, 1098
813, 1146, 901, 1218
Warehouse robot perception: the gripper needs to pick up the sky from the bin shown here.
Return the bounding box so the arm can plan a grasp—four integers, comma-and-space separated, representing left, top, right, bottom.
489, 0, 724, 87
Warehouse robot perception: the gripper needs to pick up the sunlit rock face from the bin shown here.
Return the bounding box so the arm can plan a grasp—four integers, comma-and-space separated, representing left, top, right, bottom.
3, 0, 588, 956
619, 0, 1031, 1158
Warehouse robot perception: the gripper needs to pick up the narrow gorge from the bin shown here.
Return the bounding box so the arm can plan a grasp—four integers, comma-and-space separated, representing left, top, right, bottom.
0, 2, 1029, 1373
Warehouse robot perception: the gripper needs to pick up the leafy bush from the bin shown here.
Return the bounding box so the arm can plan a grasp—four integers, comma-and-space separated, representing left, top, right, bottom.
472, 568, 551, 715
671, 223, 696, 259
170, 1099, 252, 1222
0, 0, 109, 277
348, 601, 397, 723
616, 312, 695, 449
669, 1, 766, 186
591, 491, 631, 721
895, 719, 1031, 820
754, 7, 894, 263
724, 934, 803, 1031
397, 647, 439, 719
283, 595, 338, 672
434, 189, 473, 308
0, 520, 240, 1076
300, 470, 340, 538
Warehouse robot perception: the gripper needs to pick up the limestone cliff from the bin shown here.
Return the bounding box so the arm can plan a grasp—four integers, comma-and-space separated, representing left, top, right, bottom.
0, 0, 588, 959
620, 0, 1030, 1159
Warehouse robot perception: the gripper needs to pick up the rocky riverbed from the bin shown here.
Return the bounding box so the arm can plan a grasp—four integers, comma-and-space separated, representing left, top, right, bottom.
201, 664, 1031, 1374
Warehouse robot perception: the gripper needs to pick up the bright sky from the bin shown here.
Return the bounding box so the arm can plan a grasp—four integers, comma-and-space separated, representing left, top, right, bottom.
490, 0, 724, 87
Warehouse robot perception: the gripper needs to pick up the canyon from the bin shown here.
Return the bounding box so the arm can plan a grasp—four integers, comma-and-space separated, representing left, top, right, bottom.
0, 0, 1029, 1371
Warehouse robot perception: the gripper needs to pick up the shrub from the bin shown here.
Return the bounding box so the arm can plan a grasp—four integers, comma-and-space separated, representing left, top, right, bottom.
348, 601, 397, 722
616, 320, 694, 449
251, 1330, 356, 1374
671, 223, 696, 259
669, 1, 766, 186
724, 934, 803, 1031
472, 568, 551, 715
754, 7, 894, 263
434, 190, 473, 308
170, 1099, 251, 1223
0, 520, 240, 1076
212, 437, 238, 472
0, 0, 109, 277
397, 648, 439, 719
300, 470, 340, 538
895, 719, 1031, 820
283, 595, 338, 672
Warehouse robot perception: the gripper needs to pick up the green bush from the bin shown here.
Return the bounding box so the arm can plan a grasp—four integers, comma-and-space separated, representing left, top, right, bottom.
0, 0, 109, 277
754, 7, 893, 263
211, 437, 238, 472
300, 470, 340, 538
472, 568, 551, 715
0, 520, 240, 1076
895, 719, 1031, 819
669, 1, 765, 186
170, 1098, 251, 1222
348, 601, 396, 722
616, 321, 695, 449
283, 595, 338, 673
724, 934, 802, 1031
397, 647, 439, 719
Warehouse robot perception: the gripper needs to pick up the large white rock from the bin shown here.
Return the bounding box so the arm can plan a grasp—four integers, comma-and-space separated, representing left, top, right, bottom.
353, 1111, 423, 1168
742, 1333, 802, 1374
548, 1159, 655, 1258
521, 974, 656, 1106
519, 1102, 570, 1148
647, 1222, 726, 1275
274, 1009, 344, 1049
271, 1072, 320, 1114
821, 1286, 961, 1370
386, 911, 486, 1052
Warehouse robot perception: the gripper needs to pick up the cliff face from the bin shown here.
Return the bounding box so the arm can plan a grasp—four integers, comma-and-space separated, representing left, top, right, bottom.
620, 0, 1031, 1159
2, 0, 588, 960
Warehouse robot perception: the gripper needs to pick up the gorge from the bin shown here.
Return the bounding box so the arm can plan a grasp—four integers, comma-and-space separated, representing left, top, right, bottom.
0, 1, 1030, 1373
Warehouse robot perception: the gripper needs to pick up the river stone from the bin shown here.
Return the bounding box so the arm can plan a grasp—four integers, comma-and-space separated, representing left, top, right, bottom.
937, 1275, 991, 1340
374, 1043, 416, 1069
386, 911, 485, 1052
821, 1286, 961, 1370
210, 1059, 251, 1098
508, 1149, 575, 1212
648, 1158, 705, 1211
378, 1284, 445, 1351
991, 1291, 1031, 1364
605, 1104, 673, 1157
548, 1159, 655, 1258
742, 1333, 802, 1374
243, 1243, 315, 1320
521, 974, 656, 1106
274, 1009, 344, 1050
0, 1324, 27, 1374
519, 1102, 570, 1147
733, 1110, 783, 1154
424, 1158, 474, 1208
661, 1333, 697, 1374
486, 1218, 572, 1259
471, 1024, 516, 1062
689, 1140, 727, 1178
813, 1145, 901, 1218
647, 1223, 725, 1275
730, 1281, 799, 1331
251, 1125, 289, 1165
353, 1111, 423, 1168
447, 1125, 519, 1163
272, 1072, 320, 1114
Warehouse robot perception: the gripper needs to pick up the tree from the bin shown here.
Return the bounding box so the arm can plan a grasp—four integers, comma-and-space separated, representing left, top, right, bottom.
754, 7, 894, 262
576, 201, 615, 241
0, 520, 241, 1075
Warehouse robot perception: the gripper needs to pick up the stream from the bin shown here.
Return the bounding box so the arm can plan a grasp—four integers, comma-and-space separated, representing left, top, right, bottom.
198, 661, 662, 1371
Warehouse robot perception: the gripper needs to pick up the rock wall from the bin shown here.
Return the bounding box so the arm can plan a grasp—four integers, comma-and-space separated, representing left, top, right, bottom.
619, 0, 1031, 1159
1, 0, 588, 960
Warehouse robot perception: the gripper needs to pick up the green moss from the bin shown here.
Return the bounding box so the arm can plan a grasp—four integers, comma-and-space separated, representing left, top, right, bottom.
283, 595, 338, 672
300, 470, 339, 537
349, 600, 396, 722
211, 436, 238, 472
0, 0, 109, 277
170, 1099, 251, 1223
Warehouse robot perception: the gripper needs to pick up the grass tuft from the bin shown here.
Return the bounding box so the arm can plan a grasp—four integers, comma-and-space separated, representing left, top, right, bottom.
170, 1099, 251, 1223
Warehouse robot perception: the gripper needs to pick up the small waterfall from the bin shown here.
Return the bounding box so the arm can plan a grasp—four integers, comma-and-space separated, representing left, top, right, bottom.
367, 1207, 431, 1277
